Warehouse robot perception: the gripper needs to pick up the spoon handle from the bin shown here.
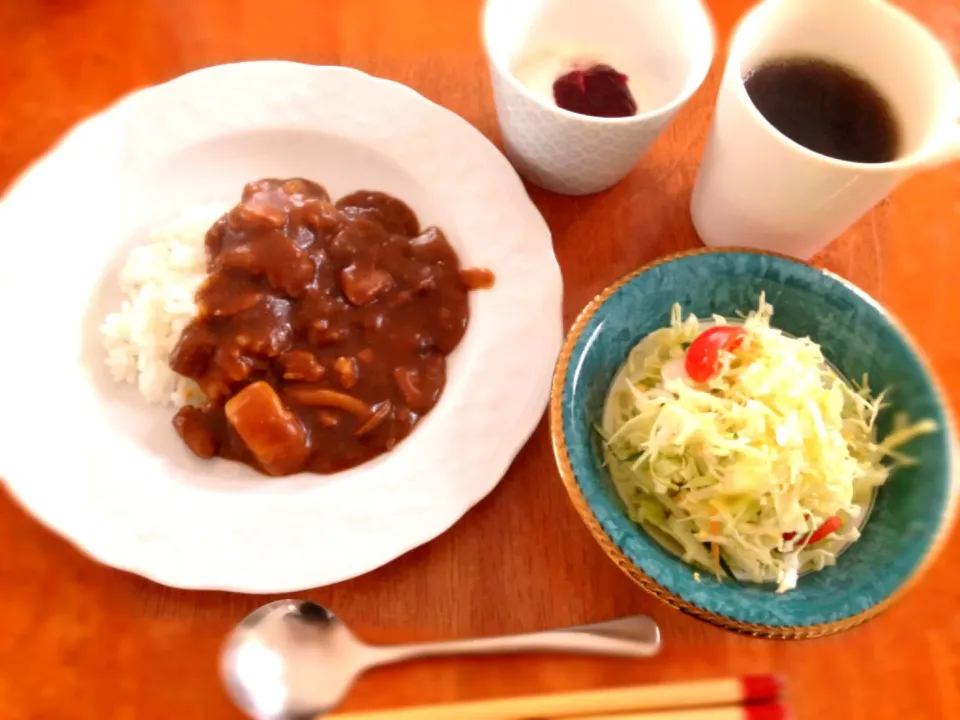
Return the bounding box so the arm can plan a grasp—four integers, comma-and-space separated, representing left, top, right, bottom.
368, 615, 661, 666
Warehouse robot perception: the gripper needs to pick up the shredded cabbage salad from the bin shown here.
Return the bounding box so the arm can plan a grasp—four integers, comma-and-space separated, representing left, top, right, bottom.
600, 295, 936, 592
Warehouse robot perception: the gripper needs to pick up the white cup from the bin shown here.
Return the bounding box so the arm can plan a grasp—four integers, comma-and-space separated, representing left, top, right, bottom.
482, 0, 715, 196
691, 0, 960, 259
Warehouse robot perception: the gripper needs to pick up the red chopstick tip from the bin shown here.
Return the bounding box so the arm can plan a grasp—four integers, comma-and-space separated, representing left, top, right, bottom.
744, 703, 790, 720
741, 674, 784, 702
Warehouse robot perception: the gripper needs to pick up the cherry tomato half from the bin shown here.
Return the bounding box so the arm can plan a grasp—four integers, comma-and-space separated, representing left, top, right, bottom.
683, 326, 747, 382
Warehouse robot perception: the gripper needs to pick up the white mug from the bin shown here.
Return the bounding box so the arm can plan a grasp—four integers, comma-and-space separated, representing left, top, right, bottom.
691, 0, 960, 260
483, 0, 714, 196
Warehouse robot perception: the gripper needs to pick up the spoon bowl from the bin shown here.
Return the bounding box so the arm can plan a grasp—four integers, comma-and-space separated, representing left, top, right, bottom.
222, 600, 370, 719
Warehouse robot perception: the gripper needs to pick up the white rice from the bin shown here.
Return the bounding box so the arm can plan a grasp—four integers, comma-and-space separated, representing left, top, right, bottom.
100, 204, 227, 406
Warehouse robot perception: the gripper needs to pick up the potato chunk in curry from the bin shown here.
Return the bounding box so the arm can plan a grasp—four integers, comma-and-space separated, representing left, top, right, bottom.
224, 382, 310, 476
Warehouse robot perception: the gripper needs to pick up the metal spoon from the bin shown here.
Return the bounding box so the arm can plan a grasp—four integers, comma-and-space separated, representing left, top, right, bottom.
221, 599, 661, 720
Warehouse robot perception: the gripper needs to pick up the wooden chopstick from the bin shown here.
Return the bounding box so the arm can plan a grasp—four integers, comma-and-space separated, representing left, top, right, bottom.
562, 703, 787, 720
331, 675, 783, 720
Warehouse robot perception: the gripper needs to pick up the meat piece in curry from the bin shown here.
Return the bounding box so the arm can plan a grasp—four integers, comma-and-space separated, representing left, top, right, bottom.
169, 178, 493, 476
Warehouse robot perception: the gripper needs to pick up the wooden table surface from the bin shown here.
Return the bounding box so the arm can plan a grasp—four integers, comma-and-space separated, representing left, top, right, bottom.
1, 1, 958, 719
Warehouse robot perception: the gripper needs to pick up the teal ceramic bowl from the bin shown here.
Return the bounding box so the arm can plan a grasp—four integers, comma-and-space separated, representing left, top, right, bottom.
550, 249, 957, 638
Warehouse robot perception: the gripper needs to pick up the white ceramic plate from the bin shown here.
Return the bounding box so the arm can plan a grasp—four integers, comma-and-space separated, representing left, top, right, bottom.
0, 62, 562, 593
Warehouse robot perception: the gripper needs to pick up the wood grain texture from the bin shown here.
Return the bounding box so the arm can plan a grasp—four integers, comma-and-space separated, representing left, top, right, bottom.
1, 1, 958, 719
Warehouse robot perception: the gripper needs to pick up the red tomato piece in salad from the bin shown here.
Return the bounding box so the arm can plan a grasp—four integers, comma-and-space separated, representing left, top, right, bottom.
806, 516, 843, 545
783, 515, 843, 545
684, 326, 747, 382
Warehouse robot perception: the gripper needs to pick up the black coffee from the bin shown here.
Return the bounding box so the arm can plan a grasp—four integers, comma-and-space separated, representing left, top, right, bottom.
743, 57, 900, 163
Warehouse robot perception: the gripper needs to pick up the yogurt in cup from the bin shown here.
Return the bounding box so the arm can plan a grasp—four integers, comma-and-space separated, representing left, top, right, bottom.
482, 0, 715, 196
